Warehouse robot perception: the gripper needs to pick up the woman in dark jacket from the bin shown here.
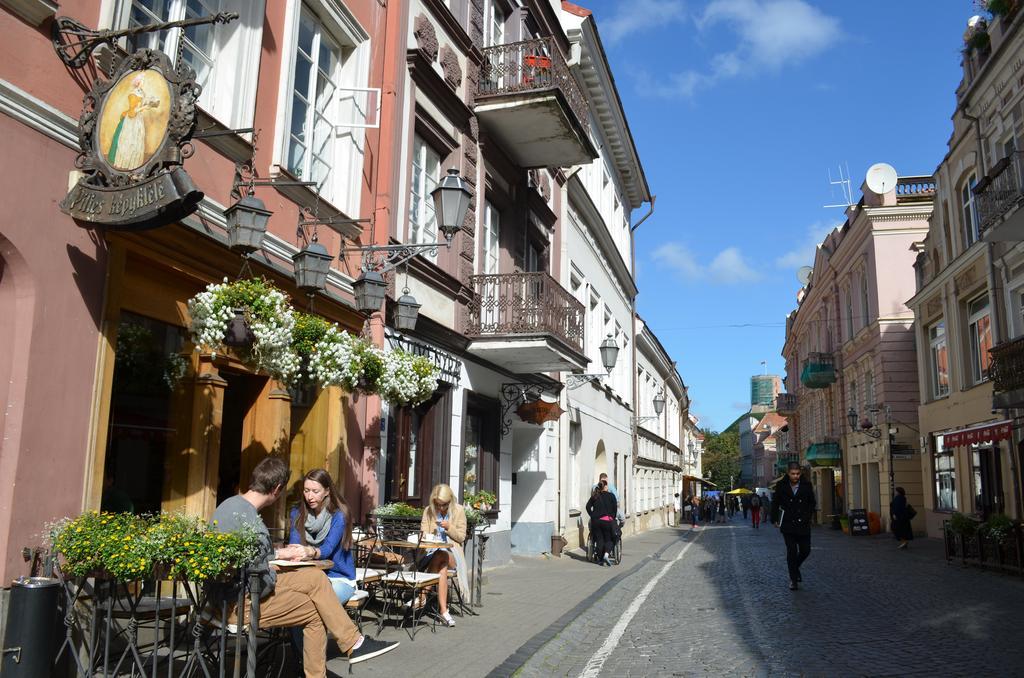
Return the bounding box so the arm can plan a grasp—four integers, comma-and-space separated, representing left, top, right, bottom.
890, 486, 914, 549
586, 480, 618, 566
771, 462, 817, 590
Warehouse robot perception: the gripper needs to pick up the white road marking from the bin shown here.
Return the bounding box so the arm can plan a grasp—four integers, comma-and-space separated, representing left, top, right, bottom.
577, 531, 703, 678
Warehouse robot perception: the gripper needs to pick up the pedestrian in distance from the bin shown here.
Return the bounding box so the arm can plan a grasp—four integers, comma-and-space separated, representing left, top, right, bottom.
741, 493, 750, 519
770, 462, 817, 591
890, 486, 916, 550
690, 495, 700, 529
750, 492, 762, 529
718, 496, 727, 523
760, 492, 772, 520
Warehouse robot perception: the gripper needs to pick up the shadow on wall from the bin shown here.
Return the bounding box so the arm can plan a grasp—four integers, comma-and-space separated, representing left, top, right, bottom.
67, 237, 107, 330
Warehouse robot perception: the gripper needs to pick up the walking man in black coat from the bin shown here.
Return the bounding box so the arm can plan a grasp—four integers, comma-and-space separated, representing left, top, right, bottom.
771, 462, 816, 590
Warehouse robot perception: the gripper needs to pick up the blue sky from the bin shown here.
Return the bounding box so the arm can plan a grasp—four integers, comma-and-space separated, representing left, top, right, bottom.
586, 0, 973, 431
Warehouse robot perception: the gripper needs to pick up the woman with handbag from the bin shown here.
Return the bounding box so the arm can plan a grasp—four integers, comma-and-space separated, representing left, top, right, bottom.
890, 486, 915, 549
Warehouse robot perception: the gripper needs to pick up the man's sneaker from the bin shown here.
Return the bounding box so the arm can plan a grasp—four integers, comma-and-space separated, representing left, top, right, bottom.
348, 637, 399, 664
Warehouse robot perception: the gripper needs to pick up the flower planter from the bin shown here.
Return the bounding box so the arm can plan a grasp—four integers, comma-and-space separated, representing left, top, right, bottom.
524, 54, 551, 69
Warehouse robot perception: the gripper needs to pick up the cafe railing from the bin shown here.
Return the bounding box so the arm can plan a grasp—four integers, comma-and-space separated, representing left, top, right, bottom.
51, 559, 282, 678
990, 335, 1024, 395
943, 521, 1024, 575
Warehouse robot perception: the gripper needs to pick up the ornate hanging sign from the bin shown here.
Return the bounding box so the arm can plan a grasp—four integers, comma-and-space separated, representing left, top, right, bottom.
60, 49, 203, 230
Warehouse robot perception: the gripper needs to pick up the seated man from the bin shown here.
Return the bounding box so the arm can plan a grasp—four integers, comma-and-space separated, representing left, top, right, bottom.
212, 456, 398, 674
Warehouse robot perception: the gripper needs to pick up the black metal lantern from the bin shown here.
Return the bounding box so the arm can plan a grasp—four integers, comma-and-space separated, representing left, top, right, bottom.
599, 335, 619, 373
293, 241, 332, 292
353, 269, 387, 313
847, 407, 858, 432
653, 392, 666, 416
394, 290, 421, 331
430, 168, 473, 242
224, 195, 272, 254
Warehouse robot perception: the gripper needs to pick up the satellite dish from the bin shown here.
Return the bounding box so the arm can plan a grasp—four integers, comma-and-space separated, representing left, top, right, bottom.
968, 14, 985, 28
865, 163, 898, 195
797, 266, 813, 285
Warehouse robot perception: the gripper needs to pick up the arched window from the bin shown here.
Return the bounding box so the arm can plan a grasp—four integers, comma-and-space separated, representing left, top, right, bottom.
860, 272, 871, 328
962, 174, 979, 247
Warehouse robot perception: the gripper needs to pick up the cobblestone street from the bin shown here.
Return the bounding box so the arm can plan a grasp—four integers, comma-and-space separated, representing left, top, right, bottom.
518, 522, 1024, 677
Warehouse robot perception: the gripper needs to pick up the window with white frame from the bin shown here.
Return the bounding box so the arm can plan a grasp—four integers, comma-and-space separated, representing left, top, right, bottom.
409, 135, 441, 255
967, 295, 992, 384
933, 434, 956, 511
864, 370, 874, 409
845, 287, 854, 340
849, 377, 858, 420
116, 0, 263, 129
929, 320, 949, 398
962, 173, 979, 248
286, 9, 344, 192
483, 0, 504, 47
482, 201, 500, 274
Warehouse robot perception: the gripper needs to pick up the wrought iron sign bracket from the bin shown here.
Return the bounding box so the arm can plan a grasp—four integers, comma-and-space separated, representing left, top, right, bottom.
500, 382, 561, 437
53, 13, 239, 70
631, 415, 659, 427
565, 373, 608, 390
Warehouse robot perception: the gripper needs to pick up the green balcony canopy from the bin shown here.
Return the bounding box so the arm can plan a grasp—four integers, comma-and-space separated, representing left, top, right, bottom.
800, 361, 836, 388
805, 442, 841, 468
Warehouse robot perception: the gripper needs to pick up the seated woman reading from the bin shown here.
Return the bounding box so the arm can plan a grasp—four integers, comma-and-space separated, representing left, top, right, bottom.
288, 468, 357, 605
418, 484, 470, 627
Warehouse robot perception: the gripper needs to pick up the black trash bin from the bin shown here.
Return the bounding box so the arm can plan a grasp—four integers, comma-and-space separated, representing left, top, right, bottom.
2, 577, 60, 677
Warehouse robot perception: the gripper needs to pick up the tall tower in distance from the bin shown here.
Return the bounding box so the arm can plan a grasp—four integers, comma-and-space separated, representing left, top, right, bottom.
750, 375, 782, 413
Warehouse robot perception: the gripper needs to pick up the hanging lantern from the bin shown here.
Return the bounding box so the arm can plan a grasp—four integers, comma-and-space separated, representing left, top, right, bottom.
653, 392, 666, 416
353, 269, 387, 313
430, 168, 473, 242
292, 241, 333, 292
224, 195, 272, 254
599, 335, 619, 373
394, 291, 421, 331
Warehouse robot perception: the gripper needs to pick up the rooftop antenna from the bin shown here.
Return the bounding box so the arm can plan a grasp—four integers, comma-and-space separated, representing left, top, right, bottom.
824, 162, 856, 209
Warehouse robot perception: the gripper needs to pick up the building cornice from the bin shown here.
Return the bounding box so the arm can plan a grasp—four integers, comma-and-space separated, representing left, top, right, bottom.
906, 242, 988, 308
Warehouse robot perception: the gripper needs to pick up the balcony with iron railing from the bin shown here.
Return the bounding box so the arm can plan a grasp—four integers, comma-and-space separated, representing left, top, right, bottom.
975, 151, 1024, 241
805, 439, 842, 468
463, 271, 589, 373
990, 335, 1024, 408
775, 392, 798, 414
475, 37, 598, 168
800, 352, 836, 389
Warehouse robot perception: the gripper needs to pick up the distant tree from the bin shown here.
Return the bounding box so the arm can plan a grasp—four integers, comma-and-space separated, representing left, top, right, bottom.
700, 427, 741, 490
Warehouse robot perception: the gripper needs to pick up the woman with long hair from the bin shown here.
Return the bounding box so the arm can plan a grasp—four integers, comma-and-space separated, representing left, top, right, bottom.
288, 468, 356, 604
419, 483, 469, 628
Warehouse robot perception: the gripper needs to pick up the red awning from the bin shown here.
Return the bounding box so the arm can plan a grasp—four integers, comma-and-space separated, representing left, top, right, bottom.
942, 420, 1013, 448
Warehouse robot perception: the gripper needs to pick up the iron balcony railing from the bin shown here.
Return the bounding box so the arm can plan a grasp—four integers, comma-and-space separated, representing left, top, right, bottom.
975, 151, 1024, 234
990, 335, 1024, 395
776, 393, 798, 414
478, 37, 591, 137
465, 272, 585, 352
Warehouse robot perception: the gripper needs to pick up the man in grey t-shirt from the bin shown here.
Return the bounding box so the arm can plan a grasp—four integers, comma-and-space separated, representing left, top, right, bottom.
212, 456, 398, 672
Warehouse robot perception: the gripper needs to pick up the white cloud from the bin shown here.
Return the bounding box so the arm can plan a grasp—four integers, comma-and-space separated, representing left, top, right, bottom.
774, 221, 839, 269
650, 0, 841, 98
600, 0, 688, 44
652, 242, 760, 284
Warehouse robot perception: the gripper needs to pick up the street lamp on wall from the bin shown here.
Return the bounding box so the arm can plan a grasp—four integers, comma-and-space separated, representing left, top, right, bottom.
632, 388, 667, 427
566, 335, 620, 389
342, 168, 473, 319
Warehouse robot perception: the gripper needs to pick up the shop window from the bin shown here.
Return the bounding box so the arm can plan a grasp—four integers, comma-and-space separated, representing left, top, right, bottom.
929, 320, 949, 398
119, 0, 264, 129
462, 393, 500, 504
967, 295, 992, 385
102, 312, 186, 514
932, 434, 956, 511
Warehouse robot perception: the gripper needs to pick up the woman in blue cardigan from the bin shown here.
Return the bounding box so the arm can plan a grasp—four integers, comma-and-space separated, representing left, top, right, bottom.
289, 468, 356, 604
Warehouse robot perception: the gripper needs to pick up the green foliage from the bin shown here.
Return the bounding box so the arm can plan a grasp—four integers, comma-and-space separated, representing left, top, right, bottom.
372, 502, 423, 518
700, 427, 741, 489
978, 513, 1015, 544
291, 312, 331, 357
986, 0, 1018, 18
48, 511, 261, 581
949, 512, 980, 537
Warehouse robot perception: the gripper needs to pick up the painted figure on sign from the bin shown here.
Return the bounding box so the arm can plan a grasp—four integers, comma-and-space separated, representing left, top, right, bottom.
107, 75, 161, 170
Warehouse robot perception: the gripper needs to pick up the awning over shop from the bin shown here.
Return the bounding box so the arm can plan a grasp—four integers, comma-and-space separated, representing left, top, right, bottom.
805, 441, 842, 468
683, 475, 717, 488
942, 420, 1012, 448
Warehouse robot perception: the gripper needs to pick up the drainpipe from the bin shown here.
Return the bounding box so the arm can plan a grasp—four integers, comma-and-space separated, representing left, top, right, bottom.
630, 197, 656, 518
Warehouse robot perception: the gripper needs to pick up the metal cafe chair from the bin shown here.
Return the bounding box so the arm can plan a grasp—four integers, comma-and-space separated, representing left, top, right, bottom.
373, 524, 441, 640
